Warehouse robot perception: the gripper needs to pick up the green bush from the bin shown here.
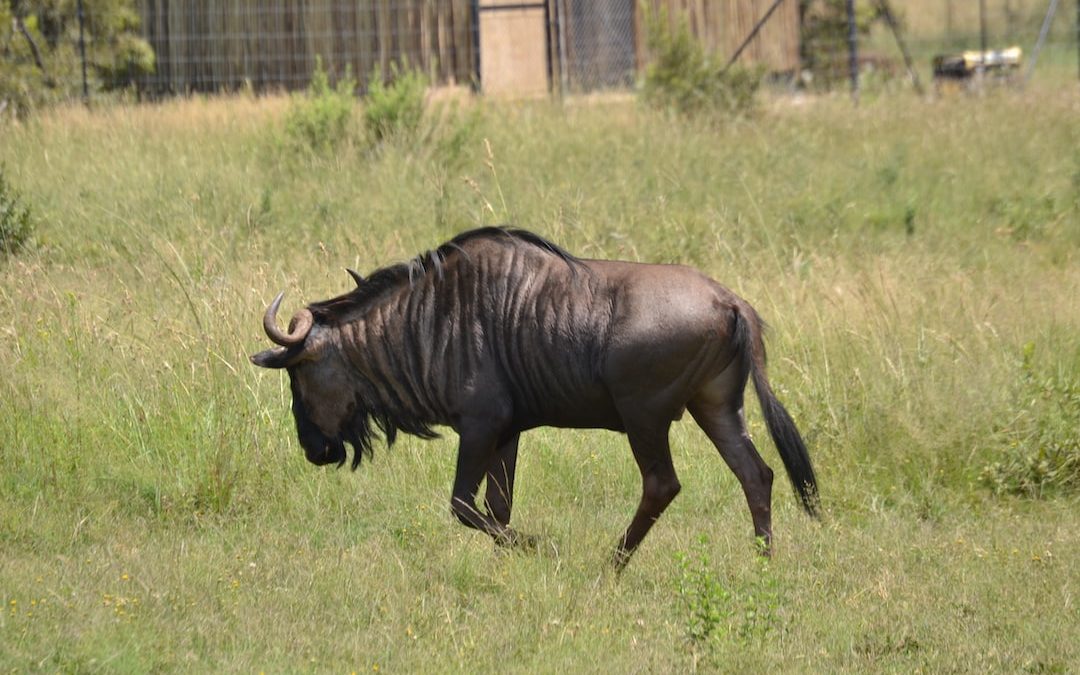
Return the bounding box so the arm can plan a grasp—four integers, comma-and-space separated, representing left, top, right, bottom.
362, 62, 428, 144
283, 56, 357, 152
799, 0, 887, 88
641, 11, 761, 118
675, 536, 780, 650
431, 102, 481, 170
0, 166, 33, 256
675, 537, 733, 644
98, 33, 157, 92
980, 343, 1080, 497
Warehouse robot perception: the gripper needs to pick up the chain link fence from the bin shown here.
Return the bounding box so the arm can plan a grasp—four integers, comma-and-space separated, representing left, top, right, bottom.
557, 0, 639, 92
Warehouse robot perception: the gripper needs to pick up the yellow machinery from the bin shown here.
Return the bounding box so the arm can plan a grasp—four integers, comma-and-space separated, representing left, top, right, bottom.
933, 46, 1023, 80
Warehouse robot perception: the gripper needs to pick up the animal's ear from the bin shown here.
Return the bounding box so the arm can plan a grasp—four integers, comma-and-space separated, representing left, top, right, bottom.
346, 268, 364, 287
250, 347, 295, 369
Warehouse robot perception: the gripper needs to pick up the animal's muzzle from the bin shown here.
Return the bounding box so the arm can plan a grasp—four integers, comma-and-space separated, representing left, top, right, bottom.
303, 439, 347, 467
292, 393, 348, 467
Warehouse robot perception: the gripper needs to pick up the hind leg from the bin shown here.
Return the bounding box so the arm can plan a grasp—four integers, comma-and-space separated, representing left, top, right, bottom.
689, 391, 775, 554
611, 420, 682, 571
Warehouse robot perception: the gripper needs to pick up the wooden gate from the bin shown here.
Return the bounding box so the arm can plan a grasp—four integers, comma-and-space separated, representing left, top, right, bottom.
478, 1, 551, 96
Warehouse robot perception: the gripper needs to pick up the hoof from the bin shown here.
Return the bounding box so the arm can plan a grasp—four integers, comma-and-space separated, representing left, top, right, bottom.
610, 548, 632, 572
754, 535, 772, 558
495, 529, 542, 552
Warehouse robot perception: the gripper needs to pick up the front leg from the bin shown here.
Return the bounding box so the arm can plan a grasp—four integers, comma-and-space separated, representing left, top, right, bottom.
484, 433, 520, 526
484, 433, 541, 551
449, 418, 519, 546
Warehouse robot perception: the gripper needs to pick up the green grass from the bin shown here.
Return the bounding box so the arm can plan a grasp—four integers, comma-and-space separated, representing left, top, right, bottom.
1, 86, 1079, 672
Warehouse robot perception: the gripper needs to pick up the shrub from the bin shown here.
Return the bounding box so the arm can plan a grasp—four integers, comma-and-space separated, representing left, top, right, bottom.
362, 62, 428, 144
283, 56, 357, 152
0, 166, 33, 256
799, 0, 887, 88
980, 343, 1080, 497
641, 11, 761, 118
97, 33, 157, 92
431, 101, 481, 170
675, 536, 780, 648
675, 537, 733, 644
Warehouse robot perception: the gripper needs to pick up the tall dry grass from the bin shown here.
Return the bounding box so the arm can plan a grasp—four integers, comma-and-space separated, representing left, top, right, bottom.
1, 86, 1078, 671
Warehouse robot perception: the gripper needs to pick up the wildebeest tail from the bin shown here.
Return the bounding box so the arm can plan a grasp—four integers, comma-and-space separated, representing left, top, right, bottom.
733, 304, 820, 517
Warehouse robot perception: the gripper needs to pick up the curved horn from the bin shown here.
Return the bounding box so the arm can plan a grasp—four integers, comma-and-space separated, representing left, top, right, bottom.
263, 291, 313, 347
346, 268, 364, 287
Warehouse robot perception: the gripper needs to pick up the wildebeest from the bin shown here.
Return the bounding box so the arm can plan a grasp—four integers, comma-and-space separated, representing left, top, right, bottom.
251, 227, 818, 569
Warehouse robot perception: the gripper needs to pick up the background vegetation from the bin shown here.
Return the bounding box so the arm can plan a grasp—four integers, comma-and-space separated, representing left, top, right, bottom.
1, 68, 1078, 671
641, 10, 762, 118
0, 0, 153, 117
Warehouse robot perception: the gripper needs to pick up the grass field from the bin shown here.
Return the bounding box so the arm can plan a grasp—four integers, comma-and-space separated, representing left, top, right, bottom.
1, 82, 1079, 672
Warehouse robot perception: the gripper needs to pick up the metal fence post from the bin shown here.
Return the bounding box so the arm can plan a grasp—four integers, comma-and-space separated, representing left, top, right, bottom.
846, 0, 858, 103
1025, 0, 1062, 84
471, 0, 481, 92
77, 0, 89, 103
979, 0, 988, 74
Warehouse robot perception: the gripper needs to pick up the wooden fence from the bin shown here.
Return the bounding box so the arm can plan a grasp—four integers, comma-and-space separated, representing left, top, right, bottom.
136, 0, 800, 95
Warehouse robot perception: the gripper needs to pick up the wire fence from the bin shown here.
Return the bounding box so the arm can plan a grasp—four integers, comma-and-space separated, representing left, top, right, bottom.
558, 0, 640, 92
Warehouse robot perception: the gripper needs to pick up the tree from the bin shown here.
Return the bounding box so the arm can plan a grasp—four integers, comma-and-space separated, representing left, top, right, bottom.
799, 0, 887, 87
1, 0, 154, 117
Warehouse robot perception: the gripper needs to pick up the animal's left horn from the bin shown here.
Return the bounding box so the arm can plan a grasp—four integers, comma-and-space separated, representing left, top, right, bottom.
263, 291, 313, 347
346, 268, 364, 286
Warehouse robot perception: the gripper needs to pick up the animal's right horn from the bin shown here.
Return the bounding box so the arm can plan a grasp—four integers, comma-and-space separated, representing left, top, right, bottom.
263, 291, 313, 347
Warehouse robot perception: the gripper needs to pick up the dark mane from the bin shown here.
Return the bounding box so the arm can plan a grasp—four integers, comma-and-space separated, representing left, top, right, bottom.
453, 226, 578, 264
307, 226, 579, 322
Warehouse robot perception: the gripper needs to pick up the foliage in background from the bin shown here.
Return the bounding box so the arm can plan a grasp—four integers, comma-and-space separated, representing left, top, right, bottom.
0, 165, 33, 256
362, 61, 428, 145
980, 343, 1080, 497
640, 10, 761, 118
92, 13, 155, 91
798, 0, 889, 88
280, 56, 479, 170
429, 100, 482, 170
0, 0, 154, 117
359, 61, 483, 173
283, 56, 357, 153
